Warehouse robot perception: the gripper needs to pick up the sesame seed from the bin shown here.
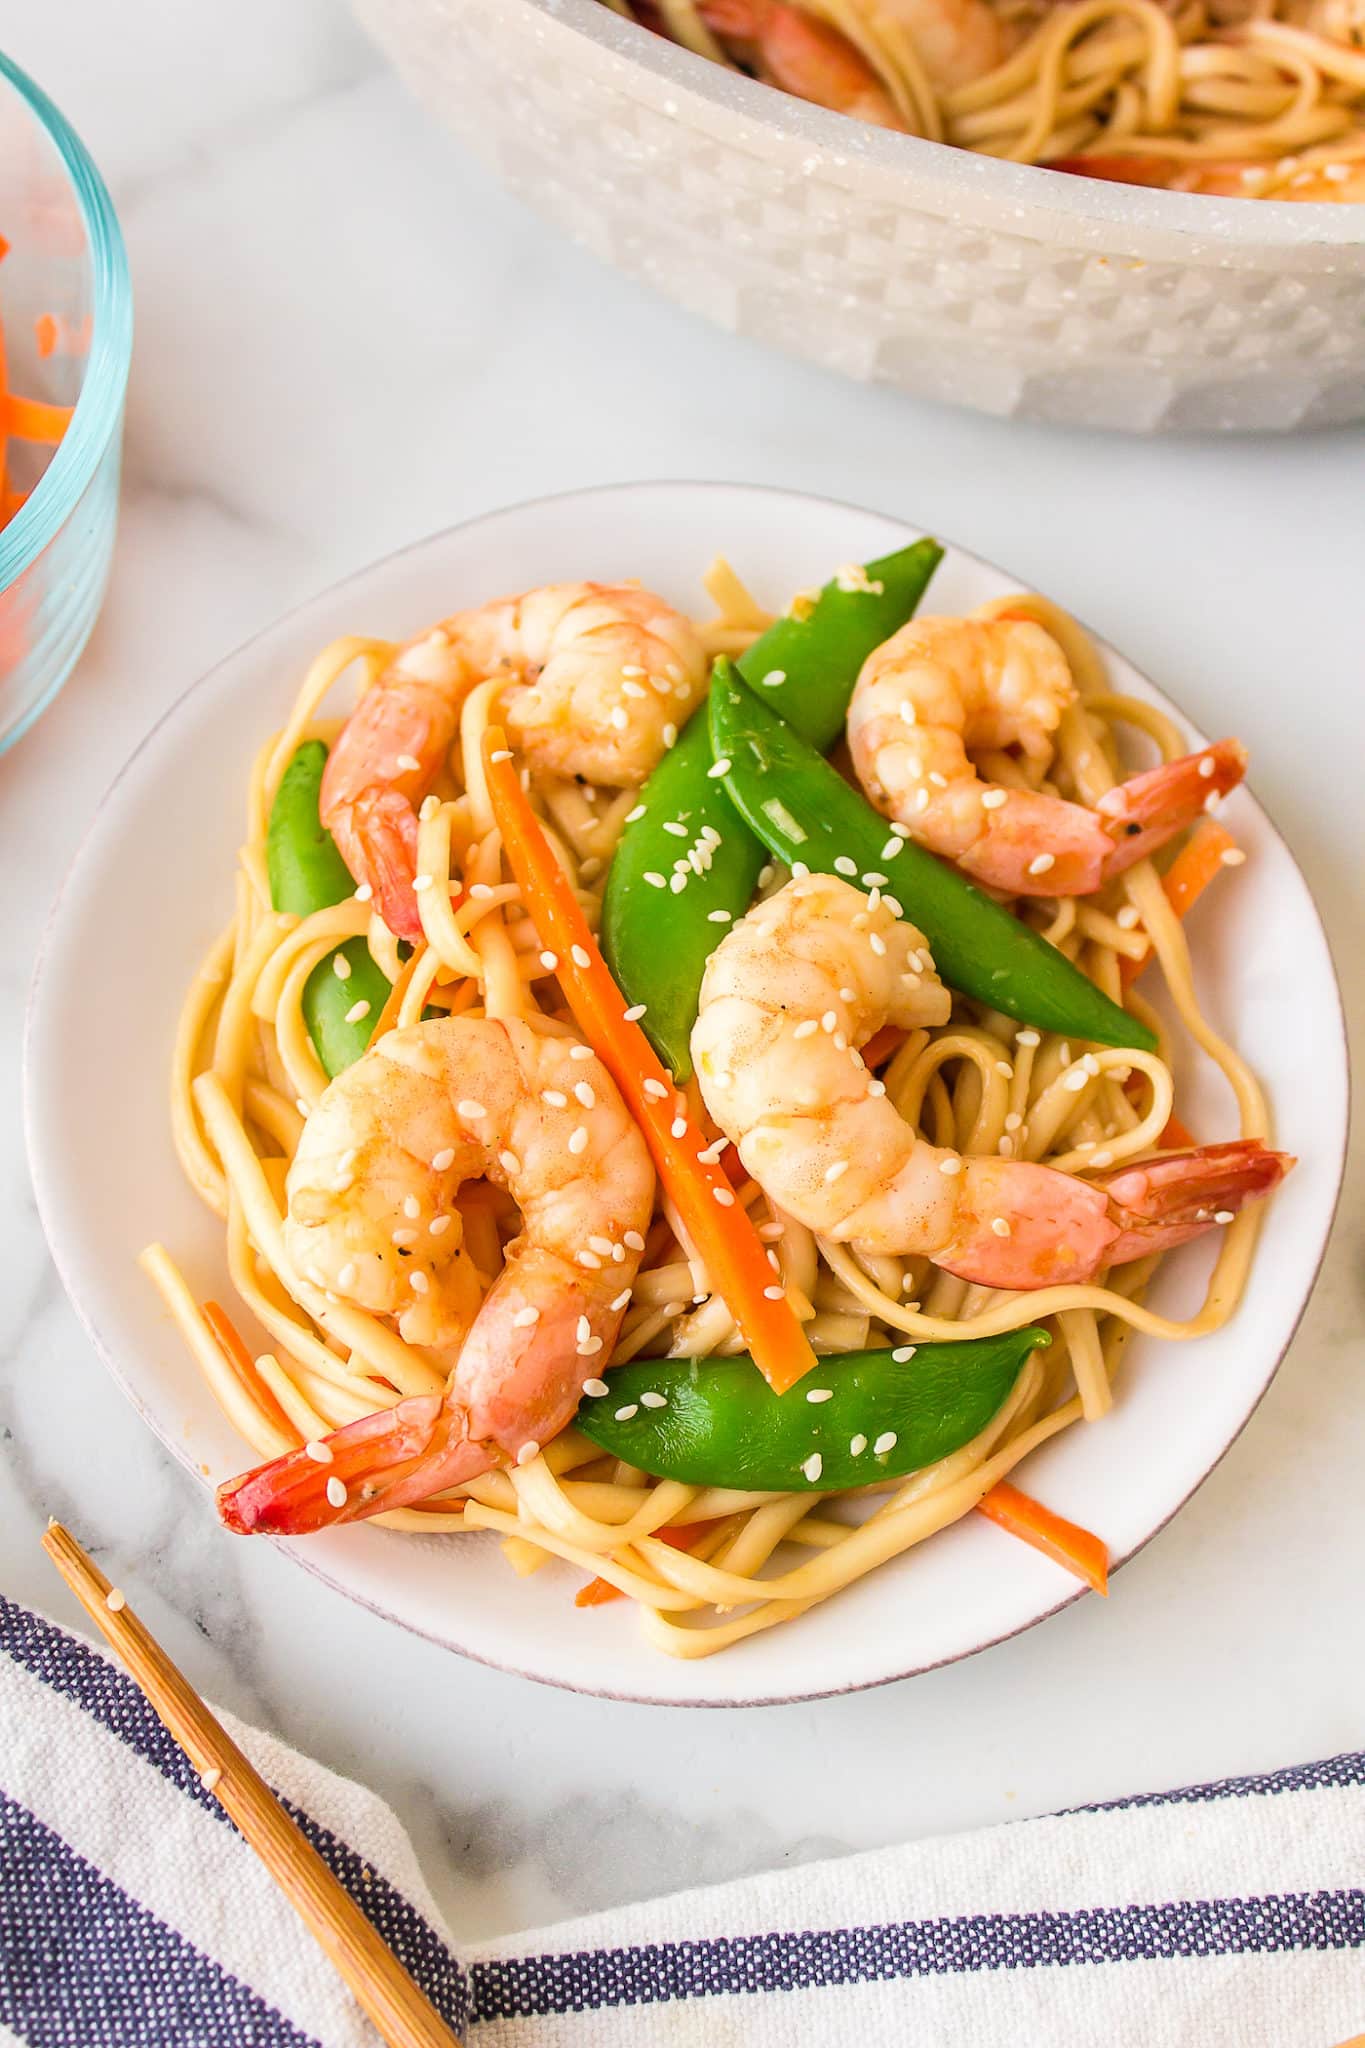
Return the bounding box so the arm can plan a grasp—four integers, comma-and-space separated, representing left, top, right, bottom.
792, 861, 810, 879
622, 663, 645, 679
1090, 1150, 1113, 1167
469, 883, 494, 900
570, 1044, 595, 1060
713, 1186, 736, 1206
914, 789, 931, 813
410, 1269, 430, 1292
200, 1767, 222, 1792
643, 1077, 669, 1099
928, 772, 948, 790
869, 933, 887, 956
589, 1236, 614, 1257
539, 950, 559, 970
643, 871, 666, 889
939, 1156, 963, 1176
1116, 906, 1141, 929
1198, 754, 1216, 778
821, 1010, 838, 1033
1027, 853, 1056, 877
880, 838, 903, 861
862, 872, 888, 888
458, 1099, 486, 1119
824, 1160, 850, 1184
707, 909, 732, 924
998, 1136, 1014, 1157
757, 863, 776, 887
1203, 791, 1221, 814
764, 1284, 786, 1300
395, 753, 421, 773
499, 1150, 521, 1175
391, 1227, 417, 1247
105, 1588, 126, 1613
344, 1000, 371, 1025
640, 1390, 667, 1409
995, 1061, 1013, 1078
892, 1346, 917, 1362
609, 707, 629, 730
898, 698, 917, 725
615, 1404, 639, 1422
568, 1126, 589, 1156
669, 874, 687, 894
793, 1019, 819, 1040
337, 1261, 357, 1288
806, 1387, 833, 1404
574, 1080, 596, 1109
874, 1432, 897, 1456
868, 1078, 887, 1097
355, 882, 374, 902
326, 1477, 348, 1507
332, 954, 352, 980
762, 669, 786, 687
517, 1441, 539, 1465
662, 724, 678, 747
850, 1433, 868, 1456
1214, 1209, 1236, 1224
707, 757, 733, 779
412, 874, 433, 894
834, 856, 857, 876
542, 1089, 568, 1108
662, 820, 687, 838
990, 1217, 1012, 1238
623, 1003, 648, 1023
429, 1216, 451, 1236
1005, 1112, 1022, 1132
1221, 847, 1246, 867
981, 788, 1009, 810
623, 1229, 646, 1252
582, 1378, 609, 1398
577, 1335, 604, 1356
1063, 1067, 1089, 1093
671, 1115, 688, 1137
490, 748, 514, 764
1017, 1029, 1041, 1047
622, 680, 646, 699
570, 944, 591, 969
802, 1453, 824, 1483
304, 1439, 334, 1465
513, 1306, 541, 1328
403, 1194, 421, 1219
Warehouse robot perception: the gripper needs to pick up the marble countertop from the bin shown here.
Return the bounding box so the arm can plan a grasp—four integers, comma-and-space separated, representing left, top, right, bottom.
2, 0, 1361, 1949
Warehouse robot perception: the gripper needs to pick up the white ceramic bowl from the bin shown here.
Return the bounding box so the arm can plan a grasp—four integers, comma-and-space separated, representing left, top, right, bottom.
25, 482, 1347, 1706
357, 0, 1365, 433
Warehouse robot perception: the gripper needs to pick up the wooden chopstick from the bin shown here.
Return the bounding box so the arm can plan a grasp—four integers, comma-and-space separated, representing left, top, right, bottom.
42, 1522, 463, 2048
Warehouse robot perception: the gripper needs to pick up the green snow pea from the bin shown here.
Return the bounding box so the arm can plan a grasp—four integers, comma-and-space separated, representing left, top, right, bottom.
575, 1328, 1048, 1492
266, 740, 391, 1077
708, 664, 1157, 1054
601, 539, 943, 1080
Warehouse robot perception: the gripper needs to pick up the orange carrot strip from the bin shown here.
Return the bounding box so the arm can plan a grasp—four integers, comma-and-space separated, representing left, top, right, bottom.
1122, 1073, 1196, 1151
575, 1522, 712, 1608
977, 1481, 1109, 1596
0, 235, 9, 263
2, 392, 72, 443
1120, 819, 1239, 991
484, 727, 817, 1394
860, 1023, 906, 1070
202, 1301, 297, 1440
34, 313, 58, 359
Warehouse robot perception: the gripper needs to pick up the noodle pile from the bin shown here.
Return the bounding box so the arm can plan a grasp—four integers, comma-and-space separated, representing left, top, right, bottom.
605, 0, 1365, 197
149, 565, 1270, 1660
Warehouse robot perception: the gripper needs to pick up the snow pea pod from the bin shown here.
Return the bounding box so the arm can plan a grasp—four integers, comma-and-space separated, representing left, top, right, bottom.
266, 740, 391, 1077
601, 539, 943, 1080
574, 1327, 1048, 1491
709, 664, 1157, 1054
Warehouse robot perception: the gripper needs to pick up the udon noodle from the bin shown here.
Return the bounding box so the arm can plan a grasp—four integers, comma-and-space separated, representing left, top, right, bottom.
604, 0, 1365, 197
148, 563, 1270, 1659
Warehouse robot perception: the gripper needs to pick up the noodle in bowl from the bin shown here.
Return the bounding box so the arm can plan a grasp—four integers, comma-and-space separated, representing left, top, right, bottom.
358, 0, 1365, 431
26, 483, 1347, 1704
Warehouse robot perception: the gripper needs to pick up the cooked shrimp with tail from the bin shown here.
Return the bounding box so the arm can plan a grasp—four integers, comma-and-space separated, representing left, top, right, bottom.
321, 583, 707, 941
847, 614, 1248, 897
692, 873, 1290, 1290
217, 1015, 655, 1536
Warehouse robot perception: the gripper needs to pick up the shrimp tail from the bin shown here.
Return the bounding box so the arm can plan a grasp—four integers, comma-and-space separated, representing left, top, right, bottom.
326, 789, 424, 943
1091, 1140, 1294, 1263
216, 1391, 489, 1536
1098, 739, 1247, 880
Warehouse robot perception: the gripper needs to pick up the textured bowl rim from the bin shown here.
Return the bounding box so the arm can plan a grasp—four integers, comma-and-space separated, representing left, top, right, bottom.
0, 50, 133, 592
528, 0, 1365, 248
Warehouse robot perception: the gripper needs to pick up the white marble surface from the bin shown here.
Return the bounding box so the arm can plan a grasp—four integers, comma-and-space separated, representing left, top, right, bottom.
2, 0, 1362, 1948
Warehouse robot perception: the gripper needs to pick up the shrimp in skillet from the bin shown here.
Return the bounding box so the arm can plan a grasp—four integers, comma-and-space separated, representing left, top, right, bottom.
691, 872, 1290, 1289
847, 614, 1247, 897
217, 1014, 655, 1535
321, 583, 707, 940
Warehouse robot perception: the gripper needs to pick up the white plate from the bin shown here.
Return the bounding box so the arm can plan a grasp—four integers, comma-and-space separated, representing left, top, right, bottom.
25, 482, 1348, 1707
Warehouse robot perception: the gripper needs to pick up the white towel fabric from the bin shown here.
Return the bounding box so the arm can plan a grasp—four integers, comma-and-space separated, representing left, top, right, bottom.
2, 1596, 1362, 2047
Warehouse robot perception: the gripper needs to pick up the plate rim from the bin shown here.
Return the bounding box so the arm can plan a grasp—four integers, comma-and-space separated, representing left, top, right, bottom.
24, 477, 1352, 1708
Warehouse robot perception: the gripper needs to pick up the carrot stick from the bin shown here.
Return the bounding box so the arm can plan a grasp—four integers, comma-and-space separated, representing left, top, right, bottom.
201, 1302, 298, 1441
33, 313, 58, 359
575, 1522, 710, 1608
484, 727, 817, 1394
2, 392, 73, 443
1121, 820, 1239, 990
976, 1481, 1109, 1596
860, 1023, 906, 1070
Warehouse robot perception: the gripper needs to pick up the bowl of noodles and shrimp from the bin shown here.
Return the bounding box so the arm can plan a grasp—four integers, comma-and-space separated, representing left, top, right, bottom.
26, 481, 1347, 1705
357, 0, 1365, 431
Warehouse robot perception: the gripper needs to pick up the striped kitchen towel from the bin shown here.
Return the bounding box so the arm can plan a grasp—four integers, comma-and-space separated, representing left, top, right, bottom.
2, 1596, 1362, 2048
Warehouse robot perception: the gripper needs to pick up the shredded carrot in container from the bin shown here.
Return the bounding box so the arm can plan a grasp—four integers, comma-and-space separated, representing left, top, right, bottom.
0, 233, 74, 540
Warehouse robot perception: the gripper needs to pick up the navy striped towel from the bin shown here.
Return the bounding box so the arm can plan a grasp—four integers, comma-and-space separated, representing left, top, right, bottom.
3, 1597, 1363, 2047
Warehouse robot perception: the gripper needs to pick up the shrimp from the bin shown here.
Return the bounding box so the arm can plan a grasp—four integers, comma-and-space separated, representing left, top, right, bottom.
320, 583, 707, 940
847, 615, 1248, 897
691, 872, 1290, 1289
1047, 154, 1365, 202
216, 1014, 655, 1535
701, 0, 1006, 111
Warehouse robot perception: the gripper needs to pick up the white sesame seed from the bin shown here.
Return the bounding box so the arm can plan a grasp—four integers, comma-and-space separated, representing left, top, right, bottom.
643, 871, 666, 889
489, 748, 513, 764
643, 1077, 669, 1100
469, 883, 494, 900
105, 1587, 127, 1613
873, 1432, 897, 1457
577, 1335, 604, 1356
661, 820, 687, 838
517, 1441, 539, 1465
1221, 847, 1246, 867
824, 1160, 850, 1184
1203, 791, 1221, 814
834, 856, 857, 876
914, 788, 931, 813
707, 909, 732, 924
513, 1306, 541, 1328
332, 953, 352, 980
981, 788, 1009, 810
990, 1217, 1012, 1238
403, 1194, 421, 1219
588, 1236, 614, 1257
542, 1089, 568, 1109
880, 838, 903, 861
1198, 754, 1216, 778
791, 861, 810, 880
615, 1404, 639, 1422
850, 1433, 868, 1456
337, 1261, 357, 1288
429, 1216, 451, 1237
419, 793, 441, 822
763, 1284, 786, 1300
499, 1150, 521, 1175
458, 1099, 486, 1119
1090, 1151, 1113, 1168
713, 1186, 735, 1206
898, 698, 917, 725
640, 1390, 668, 1409
998, 1136, 1014, 1157
622, 664, 645, 679
1063, 1067, 1089, 1092
623, 1229, 646, 1252
568, 1126, 589, 1156
862, 871, 888, 888
200, 1767, 222, 1792
669, 874, 687, 894
1016, 1029, 1041, 1048
326, 1476, 348, 1507
539, 950, 559, 970
622, 680, 646, 699
762, 669, 786, 687
892, 1346, 917, 1363
1214, 1209, 1236, 1224
570, 944, 591, 969
409, 1269, 430, 1292
793, 1018, 819, 1040
610, 706, 629, 730
570, 1045, 595, 1061
1004, 1112, 1022, 1132
995, 1061, 1014, 1078
1116, 906, 1141, 929
412, 874, 433, 894
806, 1387, 834, 1403
395, 753, 421, 773
572, 1080, 597, 1110
662, 724, 678, 748
939, 1156, 963, 1176
354, 882, 373, 902
867, 1078, 887, 1097
802, 1453, 824, 1483
391, 1227, 417, 1248
1027, 853, 1056, 877
869, 932, 886, 956
582, 1378, 609, 1398
708, 757, 733, 779
625, 804, 646, 824
344, 1000, 371, 1025
671, 1115, 688, 1138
